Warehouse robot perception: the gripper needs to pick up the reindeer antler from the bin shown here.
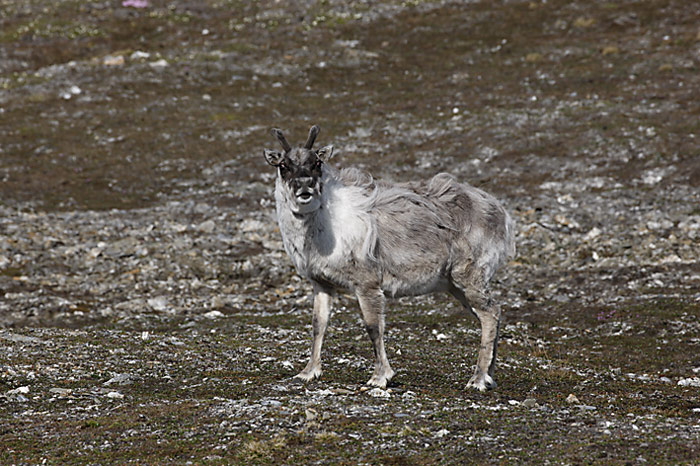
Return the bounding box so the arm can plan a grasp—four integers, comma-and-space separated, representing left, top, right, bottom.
304, 125, 320, 149
271, 128, 292, 152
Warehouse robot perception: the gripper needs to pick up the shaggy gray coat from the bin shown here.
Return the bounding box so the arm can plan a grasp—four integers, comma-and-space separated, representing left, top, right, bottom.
276, 165, 515, 299
265, 125, 514, 391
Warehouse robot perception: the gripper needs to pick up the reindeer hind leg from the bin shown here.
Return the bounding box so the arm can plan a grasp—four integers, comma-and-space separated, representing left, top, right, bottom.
449, 283, 501, 391
356, 287, 395, 389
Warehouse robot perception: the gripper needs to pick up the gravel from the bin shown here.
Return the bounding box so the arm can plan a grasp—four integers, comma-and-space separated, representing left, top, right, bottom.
1, 0, 699, 464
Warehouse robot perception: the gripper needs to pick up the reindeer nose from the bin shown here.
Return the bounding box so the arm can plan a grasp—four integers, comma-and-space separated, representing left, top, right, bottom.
294, 177, 315, 191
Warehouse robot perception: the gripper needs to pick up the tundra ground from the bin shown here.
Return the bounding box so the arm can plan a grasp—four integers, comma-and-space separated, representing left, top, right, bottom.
1, 0, 699, 464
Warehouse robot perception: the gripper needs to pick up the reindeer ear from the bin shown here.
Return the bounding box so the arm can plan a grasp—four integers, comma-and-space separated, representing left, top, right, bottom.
264, 149, 283, 166
316, 145, 334, 162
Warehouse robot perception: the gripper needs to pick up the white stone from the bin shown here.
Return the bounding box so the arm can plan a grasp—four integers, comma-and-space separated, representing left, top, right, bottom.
147, 296, 169, 312
677, 377, 700, 387
150, 59, 169, 69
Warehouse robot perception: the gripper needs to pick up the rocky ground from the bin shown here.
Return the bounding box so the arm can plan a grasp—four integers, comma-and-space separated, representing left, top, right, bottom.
1, 0, 699, 464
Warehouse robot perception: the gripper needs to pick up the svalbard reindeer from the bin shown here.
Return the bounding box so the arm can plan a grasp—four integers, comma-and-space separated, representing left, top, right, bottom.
263, 125, 515, 391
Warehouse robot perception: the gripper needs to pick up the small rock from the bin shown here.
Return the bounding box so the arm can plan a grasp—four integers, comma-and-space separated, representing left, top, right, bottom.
49, 387, 72, 396
104, 373, 135, 386
331, 388, 353, 395
522, 398, 537, 408
182, 319, 202, 331
103, 55, 125, 66
197, 220, 216, 233
60, 85, 82, 100
194, 203, 210, 214
130, 51, 150, 60
660, 254, 682, 264
87, 247, 103, 259
434, 428, 450, 438
641, 169, 664, 185
240, 219, 266, 233
261, 399, 282, 408
566, 393, 579, 404
203, 310, 224, 319
281, 361, 294, 370
554, 215, 580, 229
584, 227, 602, 241
122, 0, 149, 7
147, 296, 169, 312
677, 377, 700, 387
525, 52, 543, 63
573, 17, 595, 28
0, 333, 45, 344
106, 391, 124, 399
305, 408, 318, 421
367, 387, 391, 398
8, 386, 29, 395
150, 59, 169, 69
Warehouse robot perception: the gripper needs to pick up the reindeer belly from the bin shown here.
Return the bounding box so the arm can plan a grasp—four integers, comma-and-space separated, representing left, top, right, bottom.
381, 273, 450, 298
378, 252, 452, 297
306, 265, 353, 291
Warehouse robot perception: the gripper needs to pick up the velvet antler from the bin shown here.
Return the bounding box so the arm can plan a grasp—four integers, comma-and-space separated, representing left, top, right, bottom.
304, 125, 320, 150
271, 128, 292, 152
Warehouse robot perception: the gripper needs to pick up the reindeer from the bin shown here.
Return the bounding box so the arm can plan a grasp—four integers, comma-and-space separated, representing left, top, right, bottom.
263, 125, 515, 391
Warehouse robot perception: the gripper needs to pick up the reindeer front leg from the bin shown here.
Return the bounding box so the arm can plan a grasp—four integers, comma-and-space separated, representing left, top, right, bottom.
295, 283, 333, 382
356, 287, 395, 388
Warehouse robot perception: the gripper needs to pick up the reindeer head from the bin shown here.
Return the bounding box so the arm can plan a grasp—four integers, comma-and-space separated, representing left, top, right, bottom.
264, 125, 334, 214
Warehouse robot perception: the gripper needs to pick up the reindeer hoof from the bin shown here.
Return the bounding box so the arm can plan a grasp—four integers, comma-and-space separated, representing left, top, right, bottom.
366, 377, 388, 389
366, 367, 395, 389
467, 373, 497, 392
294, 366, 322, 382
